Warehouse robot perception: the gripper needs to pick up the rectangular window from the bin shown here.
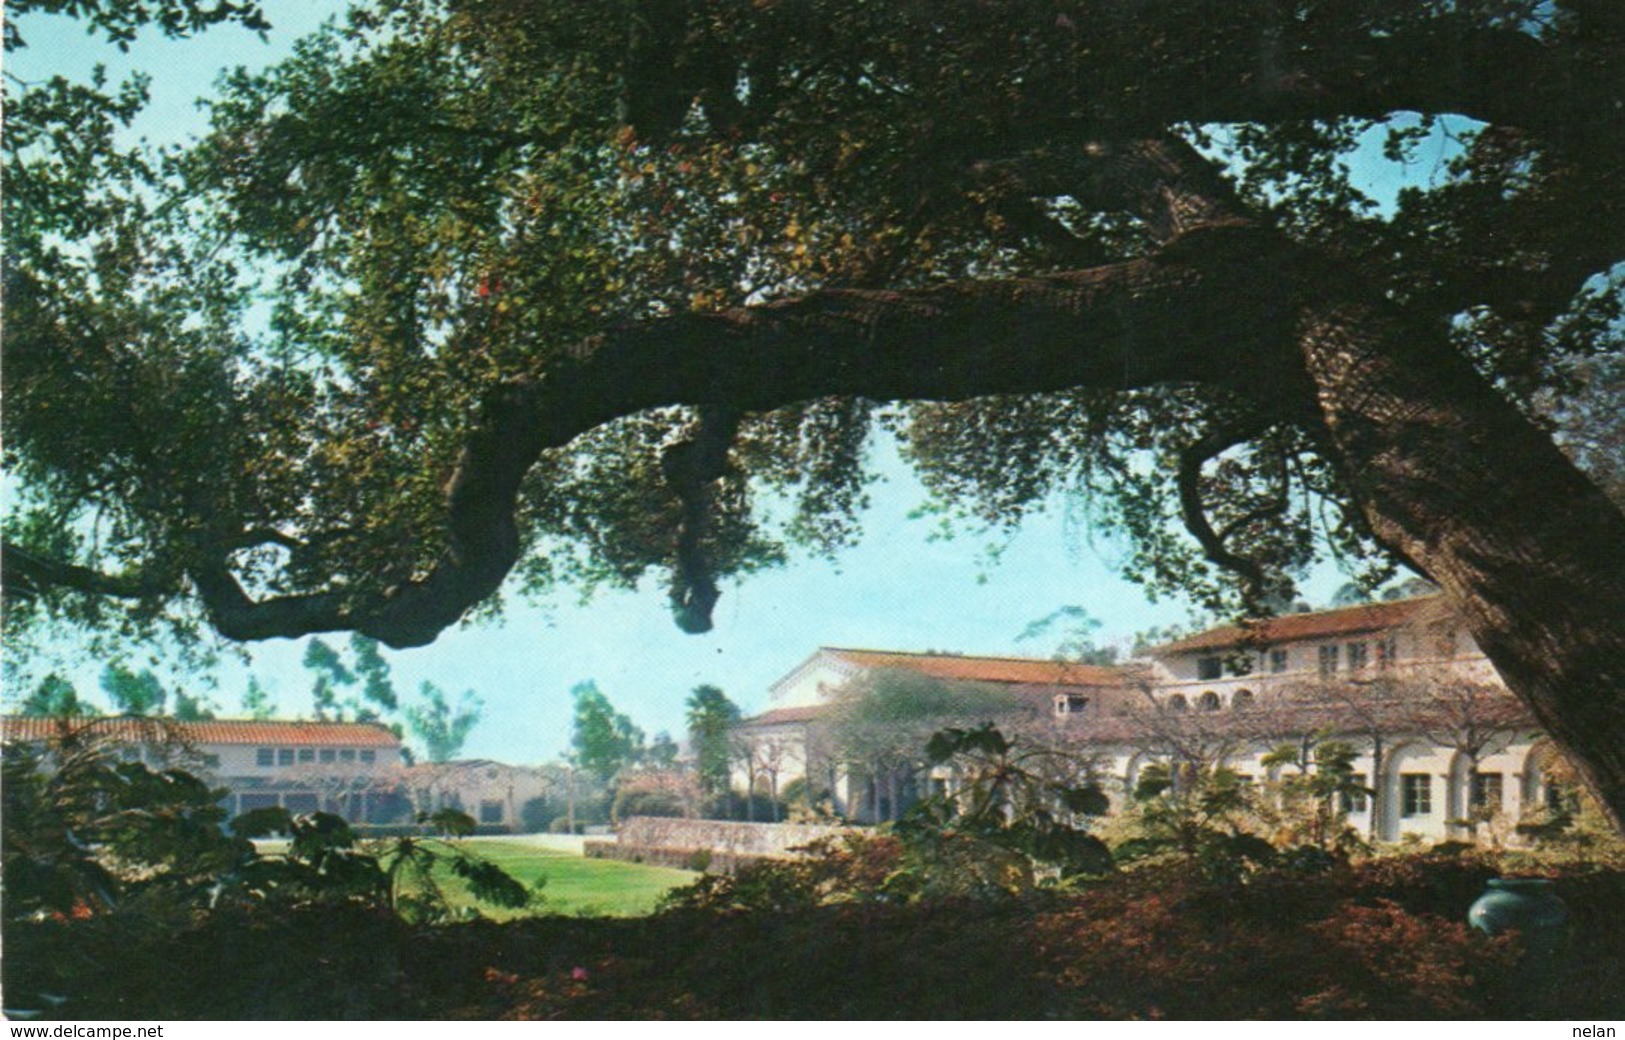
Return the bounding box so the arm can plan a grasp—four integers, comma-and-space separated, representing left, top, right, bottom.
1341, 773, 1369, 814
1471, 772, 1504, 811
256, 748, 274, 767
1376, 636, 1398, 670
1346, 642, 1369, 670
340, 749, 357, 762
319, 749, 336, 763
276, 748, 295, 766
1402, 773, 1432, 816
201, 754, 221, 769
359, 749, 376, 764
1196, 656, 1223, 681
478, 800, 504, 825
1318, 645, 1339, 677
1269, 649, 1289, 674
297, 748, 316, 763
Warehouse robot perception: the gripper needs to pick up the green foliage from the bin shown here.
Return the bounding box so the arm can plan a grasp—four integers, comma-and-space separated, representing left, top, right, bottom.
570, 680, 645, 782
13, 849, 1624, 1019
18, 674, 96, 717
233, 805, 532, 922
302, 637, 356, 719
6, 0, 270, 51
1115, 764, 1280, 884
611, 786, 685, 822
685, 684, 739, 796
892, 725, 1114, 894
2, 736, 250, 920
1267, 739, 1373, 853
1, 728, 533, 939
98, 663, 166, 715
239, 675, 274, 719
230, 807, 391, 906
350, 634, 399, 713
1016, 605, 1119, 665
171, 689, 215, 720
647, 731, 679, 768
404, 681, 483, 763
1, 0, 1619, 670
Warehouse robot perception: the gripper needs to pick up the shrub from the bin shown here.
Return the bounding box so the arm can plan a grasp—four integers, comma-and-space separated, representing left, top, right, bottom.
611, 787, 686, 822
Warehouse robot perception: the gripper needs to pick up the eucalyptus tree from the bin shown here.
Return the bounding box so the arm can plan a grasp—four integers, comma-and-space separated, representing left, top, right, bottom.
6, 1, 1625, 828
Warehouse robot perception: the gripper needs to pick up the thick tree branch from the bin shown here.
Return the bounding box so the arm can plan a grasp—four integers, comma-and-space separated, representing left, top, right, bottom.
186, 228, 1305, 647
1290, 274, 1625, 830
1, 543, 171, 602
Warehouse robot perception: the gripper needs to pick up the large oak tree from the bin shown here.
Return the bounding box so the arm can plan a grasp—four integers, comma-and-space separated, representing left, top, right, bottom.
5, 1, 1624, 828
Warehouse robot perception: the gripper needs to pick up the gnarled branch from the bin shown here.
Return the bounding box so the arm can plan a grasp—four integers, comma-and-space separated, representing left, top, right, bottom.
1175, 420, 1279, 608
1, 542, 172, 602
181, 226, 1304, 647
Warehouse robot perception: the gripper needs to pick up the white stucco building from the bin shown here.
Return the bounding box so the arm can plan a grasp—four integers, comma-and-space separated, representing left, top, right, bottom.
3, 715, 413, 822
2, 716, 577, 833
737, 596, 1568, 841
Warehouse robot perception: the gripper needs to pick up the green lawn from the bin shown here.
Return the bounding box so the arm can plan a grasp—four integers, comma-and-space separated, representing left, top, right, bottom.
432, 840, 697, 919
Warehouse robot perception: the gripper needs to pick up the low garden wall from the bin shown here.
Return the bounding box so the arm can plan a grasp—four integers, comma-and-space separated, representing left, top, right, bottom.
585, 816, 856, 873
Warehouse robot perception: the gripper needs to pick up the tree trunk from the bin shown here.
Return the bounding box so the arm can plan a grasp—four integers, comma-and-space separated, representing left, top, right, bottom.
1290, 283, 1625, 833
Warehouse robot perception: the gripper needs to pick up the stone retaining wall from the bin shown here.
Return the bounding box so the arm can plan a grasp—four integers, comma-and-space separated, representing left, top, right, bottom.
587, 817, 857, 873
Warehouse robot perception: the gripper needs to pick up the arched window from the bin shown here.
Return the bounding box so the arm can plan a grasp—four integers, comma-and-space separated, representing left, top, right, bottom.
1167, 693, 1189, 713
1198, 691, 1221, 712
1232, 688, 1255, 710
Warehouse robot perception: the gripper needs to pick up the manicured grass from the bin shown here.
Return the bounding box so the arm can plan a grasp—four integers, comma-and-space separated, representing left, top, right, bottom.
432, 840, 697, 919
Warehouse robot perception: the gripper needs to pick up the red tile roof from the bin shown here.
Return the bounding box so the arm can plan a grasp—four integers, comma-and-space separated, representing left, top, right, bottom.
1151, 596, 1453, 655
822, 648, 1128, 688
1, 716, 402, 748
743, 705, 828, 726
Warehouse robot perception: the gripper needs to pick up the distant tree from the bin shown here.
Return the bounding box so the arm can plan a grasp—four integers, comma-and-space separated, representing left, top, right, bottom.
1131, 624, 1191, 656
569, 681, 645, 782
404, 681, 483, 763
18, 674, 94, 717
647, 731, 679, 769
240, 676, 275, 720
1016, 606, 1120, 666
1381, 577, 1441, 602
1330, 582, 1374, 607
172, 690, 215, 721
350, 634, 399, 715
99, 664, 166, 716
685, 684, 740, 797
302, 638, 355, 720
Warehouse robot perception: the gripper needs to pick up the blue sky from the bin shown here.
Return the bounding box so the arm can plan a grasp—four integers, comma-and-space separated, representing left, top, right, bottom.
8, 5, 1381, 763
